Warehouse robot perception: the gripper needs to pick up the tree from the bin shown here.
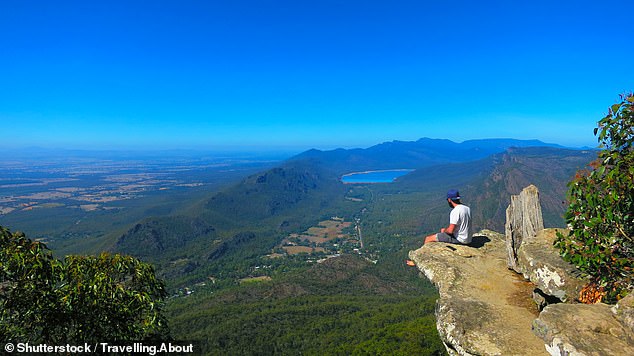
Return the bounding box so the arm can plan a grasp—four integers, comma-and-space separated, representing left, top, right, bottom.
0, 227, 61, 342
0, 226, 169, 343
555, 94, 634, 303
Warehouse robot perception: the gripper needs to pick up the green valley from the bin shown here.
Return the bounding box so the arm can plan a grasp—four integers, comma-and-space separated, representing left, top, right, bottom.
0, 139, 597, 354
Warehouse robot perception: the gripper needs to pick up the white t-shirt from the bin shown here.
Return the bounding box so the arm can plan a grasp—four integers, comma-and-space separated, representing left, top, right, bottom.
450, 204, 472, 244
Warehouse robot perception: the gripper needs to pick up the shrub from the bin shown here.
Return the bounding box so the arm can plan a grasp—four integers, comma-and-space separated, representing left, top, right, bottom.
0, 226, 169, 343
555, 94, 634, 303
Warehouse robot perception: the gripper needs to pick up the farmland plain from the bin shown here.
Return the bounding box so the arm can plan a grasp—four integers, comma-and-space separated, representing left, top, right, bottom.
0, 151, 280, 254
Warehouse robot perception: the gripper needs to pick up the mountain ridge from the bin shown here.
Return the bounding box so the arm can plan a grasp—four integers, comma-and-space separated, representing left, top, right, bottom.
291, 137, 570, 174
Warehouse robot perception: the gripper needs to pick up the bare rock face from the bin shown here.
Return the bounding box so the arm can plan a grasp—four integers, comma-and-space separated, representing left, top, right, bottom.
516, 228, 589, 304
409, 230, 547, 356
533, 297, 634, 356
506, 185, 544, 272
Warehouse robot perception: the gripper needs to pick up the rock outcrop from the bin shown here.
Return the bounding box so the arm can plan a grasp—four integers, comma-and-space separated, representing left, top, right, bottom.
533, 295, 634, 355
516, 228, 588, 304
409, 231, 547, 355
505, 184, 544, 272
410, 184, 634, 355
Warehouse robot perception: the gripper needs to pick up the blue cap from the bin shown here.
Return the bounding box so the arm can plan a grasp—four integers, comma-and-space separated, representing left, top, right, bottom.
447, 189, 460, 200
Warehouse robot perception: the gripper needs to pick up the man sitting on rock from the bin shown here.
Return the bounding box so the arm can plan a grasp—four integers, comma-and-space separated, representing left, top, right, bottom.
424, 189, 473, 245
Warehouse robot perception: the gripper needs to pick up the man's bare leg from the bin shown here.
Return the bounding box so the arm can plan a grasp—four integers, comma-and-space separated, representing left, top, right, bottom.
408, 234, 437, 265
424, 233, 437, 244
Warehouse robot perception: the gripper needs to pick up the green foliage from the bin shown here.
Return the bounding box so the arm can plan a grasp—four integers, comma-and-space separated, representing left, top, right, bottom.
172, 295, 444, 355
58, 253, 169, 342
167, 255, 445, 355
556, 94, 634, 302
0, 226, 169, 343
0, 226, 61, 342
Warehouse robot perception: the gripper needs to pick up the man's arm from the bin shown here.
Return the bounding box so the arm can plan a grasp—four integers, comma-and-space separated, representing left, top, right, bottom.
441, 224, 457, 235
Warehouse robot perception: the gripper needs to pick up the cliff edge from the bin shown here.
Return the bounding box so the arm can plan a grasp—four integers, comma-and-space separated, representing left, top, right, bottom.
409, 230, 546, 355
409, 185, 634, 355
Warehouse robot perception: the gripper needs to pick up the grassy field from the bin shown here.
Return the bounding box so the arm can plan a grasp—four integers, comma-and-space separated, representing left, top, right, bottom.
278, 218, 357, 255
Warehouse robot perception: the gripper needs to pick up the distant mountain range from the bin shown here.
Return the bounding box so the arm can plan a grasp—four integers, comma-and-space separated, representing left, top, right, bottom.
292, 138, 567, 173
111, 138, 596, 284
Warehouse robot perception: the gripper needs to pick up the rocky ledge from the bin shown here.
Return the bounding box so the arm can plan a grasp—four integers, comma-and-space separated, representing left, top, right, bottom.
409, 185, 634, 355
409, 230, 547, 355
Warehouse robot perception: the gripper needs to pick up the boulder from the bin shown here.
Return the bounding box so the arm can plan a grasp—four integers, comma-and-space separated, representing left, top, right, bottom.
533, 298, 634, 355
516, 228, 589, 303
506, 185, 544, 272
409, 230, 547, 355
611, 293, 634, 345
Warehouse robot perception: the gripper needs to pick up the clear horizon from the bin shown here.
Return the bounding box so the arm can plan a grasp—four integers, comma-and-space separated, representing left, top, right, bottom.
0, 137, 593, 157
2, 1, 632, 151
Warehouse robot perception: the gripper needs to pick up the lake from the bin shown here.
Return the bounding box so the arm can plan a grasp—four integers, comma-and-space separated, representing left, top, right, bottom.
341, 169, 415, 184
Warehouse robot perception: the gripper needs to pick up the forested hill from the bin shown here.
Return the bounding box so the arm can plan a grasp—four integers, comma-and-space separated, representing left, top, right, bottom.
114, 158, 348, 283
201, 158, 345, 230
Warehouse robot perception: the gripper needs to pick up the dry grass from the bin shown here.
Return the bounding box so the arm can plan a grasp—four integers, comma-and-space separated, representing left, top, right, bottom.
301, 221, 352, 243
279, 219, 355, 255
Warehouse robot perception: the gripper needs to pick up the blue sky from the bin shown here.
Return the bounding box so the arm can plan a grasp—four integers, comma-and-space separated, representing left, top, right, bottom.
1, 1, 632, 152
